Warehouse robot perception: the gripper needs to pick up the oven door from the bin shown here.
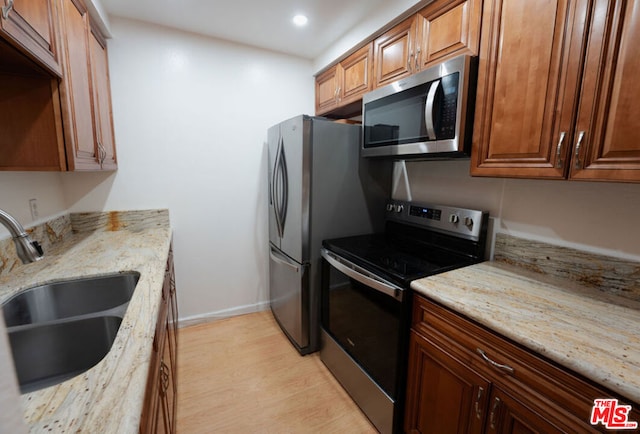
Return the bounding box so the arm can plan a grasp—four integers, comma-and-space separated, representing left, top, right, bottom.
320, 248, 408, 433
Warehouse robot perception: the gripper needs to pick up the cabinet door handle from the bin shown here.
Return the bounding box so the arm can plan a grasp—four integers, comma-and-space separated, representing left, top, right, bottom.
408, 52, 414, 72
474, 386, 484, 419
574, 131, 586, 170
489, 396, 501, 430
2, 0, 14, 19
477, 348, 514, 375
555, 131, 566, 168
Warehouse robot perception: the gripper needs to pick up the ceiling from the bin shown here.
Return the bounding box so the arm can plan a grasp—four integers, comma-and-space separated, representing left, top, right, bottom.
99, 0, 390, 59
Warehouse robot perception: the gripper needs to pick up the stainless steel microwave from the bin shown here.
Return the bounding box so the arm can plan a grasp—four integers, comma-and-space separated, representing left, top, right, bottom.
362, 55, 477, 158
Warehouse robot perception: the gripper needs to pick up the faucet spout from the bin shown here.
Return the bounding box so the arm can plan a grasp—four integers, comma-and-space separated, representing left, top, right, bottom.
0, 209, 44, 264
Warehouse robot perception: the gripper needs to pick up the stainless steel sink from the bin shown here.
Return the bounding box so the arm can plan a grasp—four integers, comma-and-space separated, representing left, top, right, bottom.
9, 316, 123, 393
3, 272, 139, 327
1, 272, 140, 393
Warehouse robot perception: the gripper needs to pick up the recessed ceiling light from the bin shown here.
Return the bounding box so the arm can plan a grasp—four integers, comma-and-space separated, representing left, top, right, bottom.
293, 14, 308, 27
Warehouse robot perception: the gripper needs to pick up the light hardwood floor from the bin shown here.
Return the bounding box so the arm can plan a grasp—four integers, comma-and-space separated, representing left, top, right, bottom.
176, 310, 377, 433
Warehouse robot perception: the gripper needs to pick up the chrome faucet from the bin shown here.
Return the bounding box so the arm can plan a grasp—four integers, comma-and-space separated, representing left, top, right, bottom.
0, 209, 44, 264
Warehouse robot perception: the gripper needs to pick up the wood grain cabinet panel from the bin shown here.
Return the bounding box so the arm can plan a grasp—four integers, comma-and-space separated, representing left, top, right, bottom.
406, 295, 640, 433
339, 43, 373, 105
0, 0, 62, 76
472, 0, 640, 182
59, 0, 117, 171
140, 247, 178, 434
89, 25, 117, 170
569, 0, 640, 182
315, 66, 339, 115
374, 17, 419, 88
418, 0, 482, 69
471, 0, 580, 179
315, 43, 373, 116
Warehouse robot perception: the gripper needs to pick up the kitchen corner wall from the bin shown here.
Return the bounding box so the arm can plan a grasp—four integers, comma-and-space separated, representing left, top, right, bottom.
67, 17, 314, 321
0, 17, 314, 322
398, 160, 640, 261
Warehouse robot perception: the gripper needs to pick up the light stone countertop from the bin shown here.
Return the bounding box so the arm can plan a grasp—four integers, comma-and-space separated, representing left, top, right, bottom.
0, 222, 172, 433
410, 261, 640, 404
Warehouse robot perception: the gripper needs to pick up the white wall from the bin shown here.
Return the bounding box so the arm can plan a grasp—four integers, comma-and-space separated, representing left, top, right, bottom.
61, 18, 314, 320
400, 160, 640, 260
313, 0, 420, 72
0, 173, 67, 238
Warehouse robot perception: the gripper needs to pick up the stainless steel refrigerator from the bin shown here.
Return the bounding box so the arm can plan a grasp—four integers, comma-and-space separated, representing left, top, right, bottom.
268, 115, 387, 355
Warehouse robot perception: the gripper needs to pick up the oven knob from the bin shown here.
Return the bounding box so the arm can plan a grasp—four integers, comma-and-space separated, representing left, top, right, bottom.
386, 203, 394, 212
464, 217, 474, 227
396, 205, 404, 213
449, 214, 459, 223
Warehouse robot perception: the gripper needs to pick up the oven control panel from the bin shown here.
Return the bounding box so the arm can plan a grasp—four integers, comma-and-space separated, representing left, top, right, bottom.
386, 200, 488, 241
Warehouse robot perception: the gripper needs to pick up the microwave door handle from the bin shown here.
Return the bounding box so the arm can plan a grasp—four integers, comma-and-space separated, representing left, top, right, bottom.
425, 79, 440, 139
321, 249, 404, 301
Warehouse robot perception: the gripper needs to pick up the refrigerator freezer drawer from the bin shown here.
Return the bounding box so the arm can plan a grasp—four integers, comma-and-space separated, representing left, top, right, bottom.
269, 245, 311, 352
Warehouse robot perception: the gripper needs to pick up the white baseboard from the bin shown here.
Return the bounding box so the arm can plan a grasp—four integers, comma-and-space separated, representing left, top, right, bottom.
178, 301, 270, 328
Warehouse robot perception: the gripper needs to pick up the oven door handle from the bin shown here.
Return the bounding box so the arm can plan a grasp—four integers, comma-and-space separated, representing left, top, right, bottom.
321, 248, 404, 301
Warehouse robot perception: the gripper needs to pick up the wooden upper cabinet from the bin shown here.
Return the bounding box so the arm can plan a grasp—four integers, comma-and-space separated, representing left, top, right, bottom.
339, 43, 373, 106
315, 43, 373, 116
374, 16, 419, 88
0, 0, 62, 76
417, 0, 481, 69
315, 65, 340, 115
59, 0, 116, 171
89, 24, 117, 170
471, 0, 582, 179
569, 0, 640, 182
472, 0, 640, 183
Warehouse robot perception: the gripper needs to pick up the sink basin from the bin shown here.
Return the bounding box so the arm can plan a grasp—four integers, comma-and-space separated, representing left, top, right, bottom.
9, 316, 123, 393
1, 272, 140, 393
2, 272, 140, 327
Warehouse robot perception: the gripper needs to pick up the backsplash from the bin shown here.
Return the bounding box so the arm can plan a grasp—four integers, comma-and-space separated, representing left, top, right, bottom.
494, 233, 640, 303
0, 210, 169, 277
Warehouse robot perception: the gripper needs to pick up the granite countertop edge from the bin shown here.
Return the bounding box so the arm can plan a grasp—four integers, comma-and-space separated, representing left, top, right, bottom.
410, 261, 640, 405
0, 225, 172, 433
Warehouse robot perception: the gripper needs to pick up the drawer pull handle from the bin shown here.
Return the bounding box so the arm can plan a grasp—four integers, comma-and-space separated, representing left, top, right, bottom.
490, 396, 501, 429
2, 0, 14, 19
477, 348, 514, 375
555, 131, 566, 168
474, 386, 484, 419
574, 130, 586, 169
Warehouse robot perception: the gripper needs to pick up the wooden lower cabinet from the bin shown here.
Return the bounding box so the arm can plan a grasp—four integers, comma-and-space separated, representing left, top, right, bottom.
405, 294, 640, 434
140, 247, 178, 434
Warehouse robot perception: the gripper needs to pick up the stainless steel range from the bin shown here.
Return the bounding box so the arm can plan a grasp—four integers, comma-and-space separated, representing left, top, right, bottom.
320, 200, 489, 433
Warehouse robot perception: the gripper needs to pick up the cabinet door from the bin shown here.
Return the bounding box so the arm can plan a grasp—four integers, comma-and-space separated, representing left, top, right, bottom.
59, 0, 99, 170
485, 388, 568, 434
89, 24, 117, 170
405, 330, 489, 434
374, 16, 419, 87
470, 0, 585, 179
0, 0, 62, 76
339, 43, 373, 105
315, 65, 339, 115
417, 0, 482, 69
569, 0, 640, 182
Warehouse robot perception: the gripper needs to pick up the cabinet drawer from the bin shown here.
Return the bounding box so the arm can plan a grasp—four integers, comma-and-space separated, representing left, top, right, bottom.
412, 294, 639, 430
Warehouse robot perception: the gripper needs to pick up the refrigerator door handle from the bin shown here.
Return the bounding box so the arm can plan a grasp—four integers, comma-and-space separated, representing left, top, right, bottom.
272, 134, 283, 238
273, 134, 288, 239
270, 246, 300, 272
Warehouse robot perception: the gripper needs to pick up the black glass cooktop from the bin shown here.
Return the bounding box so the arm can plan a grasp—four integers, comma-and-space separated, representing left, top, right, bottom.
322, 229, 477, 287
